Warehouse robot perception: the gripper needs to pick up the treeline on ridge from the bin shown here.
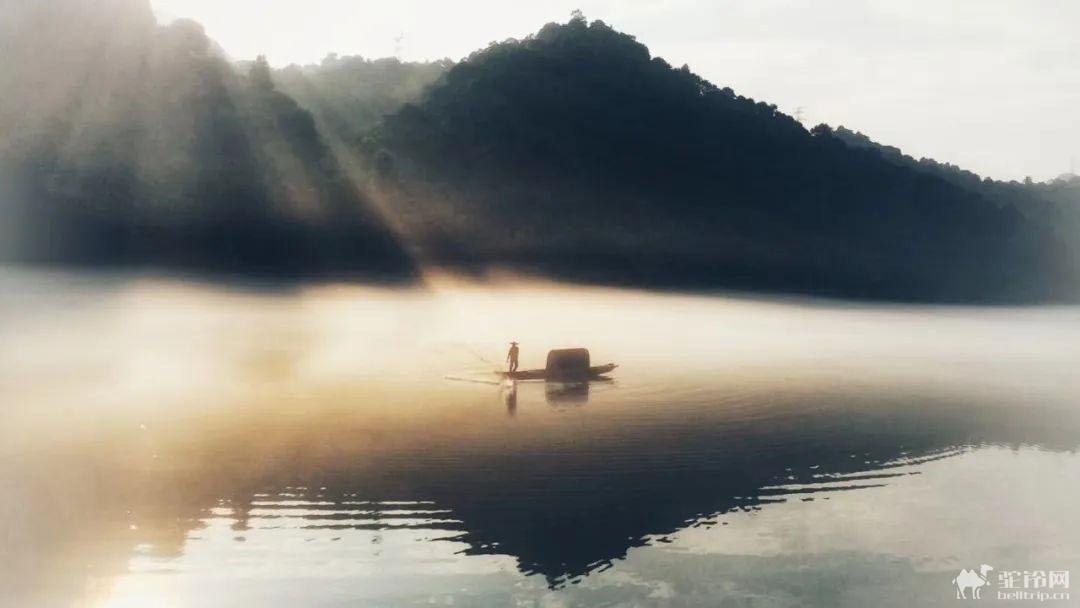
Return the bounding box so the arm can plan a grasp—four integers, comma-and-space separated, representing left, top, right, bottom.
360, 15, 1077, 301
0, 0, 415, 281
3, 3, 1078, 301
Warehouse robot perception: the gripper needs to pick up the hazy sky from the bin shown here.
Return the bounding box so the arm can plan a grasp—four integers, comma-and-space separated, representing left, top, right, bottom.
150, 0, 1079, 182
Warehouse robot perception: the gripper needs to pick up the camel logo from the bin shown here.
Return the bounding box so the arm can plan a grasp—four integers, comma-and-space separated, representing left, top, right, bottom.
953, 564, 994, 599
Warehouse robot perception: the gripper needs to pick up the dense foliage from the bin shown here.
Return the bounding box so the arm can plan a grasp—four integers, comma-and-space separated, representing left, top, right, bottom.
364, 16, 1075, 301
0, 0, 415, 280
831, 125, 1080, 237
274, 54, 451, 147
3, 5, 1077, 301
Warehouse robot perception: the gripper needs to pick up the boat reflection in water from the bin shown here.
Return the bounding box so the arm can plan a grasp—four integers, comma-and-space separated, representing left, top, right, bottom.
545, 381, 590, 406
502, 380, 595, 413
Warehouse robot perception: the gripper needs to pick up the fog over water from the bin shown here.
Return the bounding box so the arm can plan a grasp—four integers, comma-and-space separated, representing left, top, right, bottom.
2, 268, 1079, 606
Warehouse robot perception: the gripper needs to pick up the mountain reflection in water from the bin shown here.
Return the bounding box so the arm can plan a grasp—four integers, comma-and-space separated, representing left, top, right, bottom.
2, 269, 1080, 607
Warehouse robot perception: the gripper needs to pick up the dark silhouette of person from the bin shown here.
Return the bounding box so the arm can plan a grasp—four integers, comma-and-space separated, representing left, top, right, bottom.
507, 341, 520, 373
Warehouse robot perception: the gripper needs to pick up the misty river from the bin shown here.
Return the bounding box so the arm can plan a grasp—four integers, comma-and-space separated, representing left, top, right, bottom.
2, 267, 1079, 607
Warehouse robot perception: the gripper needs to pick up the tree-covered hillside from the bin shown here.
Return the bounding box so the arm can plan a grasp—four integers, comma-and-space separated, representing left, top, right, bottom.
0, 0, 415, 281
3, 6, 1076, 301
362, 15, 1074, 301
830, 125, 1080, 232
274, 55, 451, 147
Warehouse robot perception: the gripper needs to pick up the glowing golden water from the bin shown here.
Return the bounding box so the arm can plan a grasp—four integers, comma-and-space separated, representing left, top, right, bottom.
3, 268, 1080, 607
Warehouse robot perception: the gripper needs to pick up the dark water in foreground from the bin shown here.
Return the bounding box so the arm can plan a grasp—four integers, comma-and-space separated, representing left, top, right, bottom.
2, 269, 1079, 607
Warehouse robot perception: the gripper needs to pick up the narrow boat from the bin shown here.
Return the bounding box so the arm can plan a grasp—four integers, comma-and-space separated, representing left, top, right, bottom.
497, 363, 617, 381
496, 348, 617, 381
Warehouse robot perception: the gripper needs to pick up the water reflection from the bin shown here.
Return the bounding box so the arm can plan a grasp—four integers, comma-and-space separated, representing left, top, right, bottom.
504, 381, 517, 416
233, 496, 452, 526
10, 374, 1080, 605
4, 271, 1080, 606
545, 381, 590, 406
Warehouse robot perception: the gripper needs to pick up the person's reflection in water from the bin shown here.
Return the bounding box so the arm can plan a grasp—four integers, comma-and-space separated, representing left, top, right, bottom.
504, 381, 518, 417
507, 341, 520, 373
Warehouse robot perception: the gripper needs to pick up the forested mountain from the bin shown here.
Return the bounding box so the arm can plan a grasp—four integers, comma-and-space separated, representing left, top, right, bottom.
831, 125, 1080, 227
274, 55, 450, 146
0, 0, 415, 280
362, 15, 1075, 301
2, 5, 1077, 301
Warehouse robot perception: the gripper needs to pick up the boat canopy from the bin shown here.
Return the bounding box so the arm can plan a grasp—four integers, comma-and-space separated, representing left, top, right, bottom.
545, 348, 590, 378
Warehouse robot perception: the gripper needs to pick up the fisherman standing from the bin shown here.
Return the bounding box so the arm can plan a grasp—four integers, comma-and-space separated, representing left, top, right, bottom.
507, 341, 520, 373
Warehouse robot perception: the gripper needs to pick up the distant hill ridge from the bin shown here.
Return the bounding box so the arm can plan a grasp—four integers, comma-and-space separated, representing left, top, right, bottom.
830, 126, 1080, 222
0, 0, 415, 280
360, 15, 1076, 301
3, 5, 1077, 300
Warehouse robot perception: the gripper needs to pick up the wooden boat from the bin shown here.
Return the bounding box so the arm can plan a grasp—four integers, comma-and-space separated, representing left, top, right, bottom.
497, 363, 617, 381
497, 348, 616, 381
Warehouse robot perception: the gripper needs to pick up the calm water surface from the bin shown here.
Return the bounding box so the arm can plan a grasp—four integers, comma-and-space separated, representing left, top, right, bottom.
2, 269, 1079, 607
